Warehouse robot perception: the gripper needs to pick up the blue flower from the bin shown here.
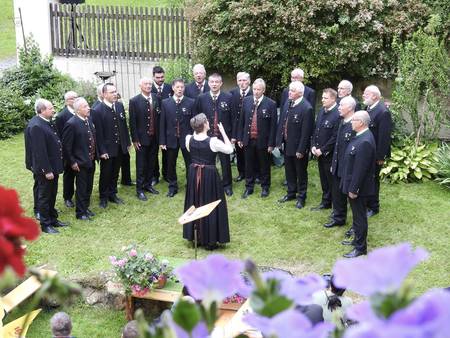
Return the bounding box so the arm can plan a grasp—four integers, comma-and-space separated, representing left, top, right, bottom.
175, 254, 245, 307
245, 309, 334, 338
333, 243, 428, 296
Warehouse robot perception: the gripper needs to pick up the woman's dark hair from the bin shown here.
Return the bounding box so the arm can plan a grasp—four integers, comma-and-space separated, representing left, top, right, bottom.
327, 275, 346, 311
190, 113, 208, 133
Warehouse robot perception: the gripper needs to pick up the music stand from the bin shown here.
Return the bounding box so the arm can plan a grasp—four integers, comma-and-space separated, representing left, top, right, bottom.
178, 200, 221, 260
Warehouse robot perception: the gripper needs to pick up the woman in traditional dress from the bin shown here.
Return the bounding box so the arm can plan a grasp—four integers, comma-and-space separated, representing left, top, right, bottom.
183, 113, 233, 250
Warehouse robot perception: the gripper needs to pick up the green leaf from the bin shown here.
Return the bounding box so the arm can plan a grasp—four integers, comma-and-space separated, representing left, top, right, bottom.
172, 299, 202, 333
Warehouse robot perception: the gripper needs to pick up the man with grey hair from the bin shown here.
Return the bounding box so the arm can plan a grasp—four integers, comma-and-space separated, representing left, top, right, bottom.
337, 79, 361, 111
276, 81, 314, 209
25, 99, 67, 233
340, 110, 376, 258
55, 91, 78, 208
229, 71, 253, 182
325, 95, 356, 229
50, 311, 73, 337
62, 97, 97, 220
195, 73, 234, 196
185, 63, 210, 98
92, 83, 104, 110
237, 78, 277, 198
362, 85, 392, 217
280, 68, 316, 111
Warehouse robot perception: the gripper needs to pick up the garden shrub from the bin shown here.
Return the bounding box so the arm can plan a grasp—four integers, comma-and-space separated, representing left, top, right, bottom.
160, 57, 193, 84
187, 0, 430, 93
0, 85, 32, 139
434, 143, 450, 189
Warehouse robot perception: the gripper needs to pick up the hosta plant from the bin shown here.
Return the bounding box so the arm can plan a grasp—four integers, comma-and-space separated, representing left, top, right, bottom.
434, 142, 450, 188
381, 139, 438, 183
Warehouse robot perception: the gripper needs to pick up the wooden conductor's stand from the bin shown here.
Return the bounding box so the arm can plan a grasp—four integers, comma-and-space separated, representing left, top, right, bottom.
178, 200, 221, 260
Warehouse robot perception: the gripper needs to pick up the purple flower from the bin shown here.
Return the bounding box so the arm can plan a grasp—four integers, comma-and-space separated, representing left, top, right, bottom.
175, 254, 245, 307
344, 289, 450, 338
116, 258, 127, 267
129, 249, 137, 257
263, 271, 326, 305
245, 309, 334, 338
333, 243, 428, 296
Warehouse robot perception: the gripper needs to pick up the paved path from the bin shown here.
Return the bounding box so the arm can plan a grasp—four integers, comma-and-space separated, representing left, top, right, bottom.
0, 57, 17, 75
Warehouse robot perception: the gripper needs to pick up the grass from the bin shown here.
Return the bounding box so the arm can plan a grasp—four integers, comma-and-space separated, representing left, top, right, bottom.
1, 133, 449, 336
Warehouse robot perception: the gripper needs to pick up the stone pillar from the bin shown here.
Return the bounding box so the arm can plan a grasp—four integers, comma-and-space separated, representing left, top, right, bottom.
13, 0, 55, 57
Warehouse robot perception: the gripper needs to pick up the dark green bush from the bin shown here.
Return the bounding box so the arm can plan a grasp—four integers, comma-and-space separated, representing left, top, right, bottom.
0, 85, 32, 139
160, 57, 193, 84
187, 0, 430, 93
435, 143, 450, 189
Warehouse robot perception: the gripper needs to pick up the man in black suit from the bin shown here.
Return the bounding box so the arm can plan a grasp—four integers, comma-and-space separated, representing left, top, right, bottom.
160, 78, 195, 197
229, 72, 252, 182
92, 83, 131, 208
185, 64, 210, 99
311, 88, 340, 211
195, 73, 234, 196
151, 66, 173, 186
363, 85, 392, 217
238, 78, 277, 198
341, 110, 376, 258
337, 80, 361, 111
25, 115, 42, 221
280, 68, 316, 111
276, 81, 314, 208
55, 91, 78, 208
129, 77, 160, 201
325, 96, 357, 229
27, 99, 68, 234
91, 83, 104, 110
62, 98, 97, 220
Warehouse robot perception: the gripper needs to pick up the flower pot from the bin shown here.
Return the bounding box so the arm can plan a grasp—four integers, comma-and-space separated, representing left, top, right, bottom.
155, 275, 167, 289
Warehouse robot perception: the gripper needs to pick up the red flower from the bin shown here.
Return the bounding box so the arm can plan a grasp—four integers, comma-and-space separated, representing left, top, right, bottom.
0, 185, 40, 276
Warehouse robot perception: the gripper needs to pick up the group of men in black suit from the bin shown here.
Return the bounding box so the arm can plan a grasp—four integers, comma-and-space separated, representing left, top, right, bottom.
25, 63, 391, 257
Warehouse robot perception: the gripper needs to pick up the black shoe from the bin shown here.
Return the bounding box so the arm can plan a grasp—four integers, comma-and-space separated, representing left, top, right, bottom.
341, 239, 354, 246
145, 186, 160, 195
367, 209, 379, 218
343, 249, 366, 258
109, 195, 124, 204
41, 225, 59, 234
255, 178, 261, 185
296, 200, 305, 209
278, 195, 296, 203
137, 192, 148, 201
64, 199, 75, 208
35, 212, 41, 221
86, 209, 95, 217
121, 181, 135, 186
76, 214, 91, 221
324, 221, 344, 228
310, 203, 331, 211
260, 189, 269, 198
99, 199, 108, 209
151, 177, 159, 186
345, 228, 354, 238
234, 174, 244, 182
242, 189, 253, 199
225, 188, 233, 196
167, 191, 177, 197
53, 220, 69, 227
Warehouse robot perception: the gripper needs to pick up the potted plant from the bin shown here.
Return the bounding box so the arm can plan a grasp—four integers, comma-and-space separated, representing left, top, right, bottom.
109, 245, 176, 297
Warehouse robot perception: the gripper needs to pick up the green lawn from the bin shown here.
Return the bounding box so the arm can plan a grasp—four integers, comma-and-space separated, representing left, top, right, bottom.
1, 133, 449, 336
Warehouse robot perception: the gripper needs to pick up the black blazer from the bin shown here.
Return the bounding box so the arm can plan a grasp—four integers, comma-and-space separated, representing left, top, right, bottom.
185, 81, 210, 99
311, 104, 340, 157
195, 91, 233, 139
129, 93, 160, 146
91, 99, 102, 110
331, 120, 355, 178
62, 115, 97, 168
367, 101, 392, 161
55, 106, 75, 138
340, 130, 376, 196
29, 116, 63, 175
276, 98, 314, 157
229, 87, 253, 139
237, 95, 277, 149
159, 96, 196, 149
92, 101, 130, 157
25, 115, 39, 171
151, 83, 173, 100
280, 85, 316, 111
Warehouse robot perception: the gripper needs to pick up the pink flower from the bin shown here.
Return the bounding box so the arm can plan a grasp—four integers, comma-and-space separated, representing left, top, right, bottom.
129, 249, 137, 257
109, 256, 117, 264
